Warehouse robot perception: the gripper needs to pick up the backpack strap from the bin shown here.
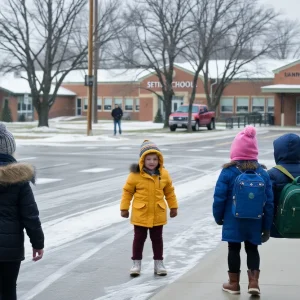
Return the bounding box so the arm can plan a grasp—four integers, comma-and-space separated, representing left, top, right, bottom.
274, 165, 295, 181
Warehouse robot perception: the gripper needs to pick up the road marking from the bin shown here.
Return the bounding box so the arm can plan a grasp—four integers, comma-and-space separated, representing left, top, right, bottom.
80, 168, 113, 173
86, 147, 98, 149
36, 178, 62, 185
261, 133, 283, 140
187, 149, 204, 152
178, 165, 205, 172
19, 227, 133, 300
37, 163, 70, 170
18, 157, 37, 161
117, 147, 132, 150
201, 146, 214, 149
215, 141, 232, 146
216, 150, 229, 153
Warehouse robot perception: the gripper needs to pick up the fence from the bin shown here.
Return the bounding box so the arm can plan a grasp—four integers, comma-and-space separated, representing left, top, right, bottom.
225, 113, 274, 129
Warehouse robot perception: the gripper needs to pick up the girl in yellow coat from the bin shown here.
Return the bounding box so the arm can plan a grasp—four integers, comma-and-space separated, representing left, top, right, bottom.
120, 140, 178, 276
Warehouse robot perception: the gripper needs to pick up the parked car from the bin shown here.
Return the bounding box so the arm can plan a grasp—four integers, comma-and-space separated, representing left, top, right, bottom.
168, 104, 216, 131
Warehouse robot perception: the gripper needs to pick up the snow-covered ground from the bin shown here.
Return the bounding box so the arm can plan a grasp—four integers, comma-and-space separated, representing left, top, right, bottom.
2, 118, 230, 147
15, 124, 283, 300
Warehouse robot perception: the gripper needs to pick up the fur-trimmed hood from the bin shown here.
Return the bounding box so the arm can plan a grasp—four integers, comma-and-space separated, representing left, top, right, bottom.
130, 163, 140, 173
0, 163, 35, 185
223, 161, 266, 171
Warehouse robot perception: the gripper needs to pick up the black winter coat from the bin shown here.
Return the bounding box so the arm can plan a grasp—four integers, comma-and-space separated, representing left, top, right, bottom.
268, 133, 300, 238
111, 107, 123, 120
0, 155, 44, 261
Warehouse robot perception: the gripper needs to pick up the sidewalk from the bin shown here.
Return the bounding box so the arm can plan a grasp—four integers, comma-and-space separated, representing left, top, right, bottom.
151, 238, 300, 300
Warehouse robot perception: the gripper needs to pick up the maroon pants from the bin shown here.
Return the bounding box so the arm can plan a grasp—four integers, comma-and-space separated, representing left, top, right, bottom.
132, 225, 163, 260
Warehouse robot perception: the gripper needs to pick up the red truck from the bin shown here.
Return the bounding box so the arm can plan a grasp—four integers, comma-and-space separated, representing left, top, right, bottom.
168, 104, 216, 131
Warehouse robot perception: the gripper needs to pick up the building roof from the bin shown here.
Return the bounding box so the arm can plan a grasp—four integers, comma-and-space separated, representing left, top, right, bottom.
272, 60, 300, 74
261, 84, 300, 93
0, 59, 299, 96
0, 72, 76, 96
175, 59, 295, 79
62, 68, 151, 83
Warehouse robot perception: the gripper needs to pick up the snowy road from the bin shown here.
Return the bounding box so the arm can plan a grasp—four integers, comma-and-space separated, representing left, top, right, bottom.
14, 129, 283, 300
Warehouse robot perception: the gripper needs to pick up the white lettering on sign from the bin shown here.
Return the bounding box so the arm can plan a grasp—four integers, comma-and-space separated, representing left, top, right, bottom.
147, 81, 194, 89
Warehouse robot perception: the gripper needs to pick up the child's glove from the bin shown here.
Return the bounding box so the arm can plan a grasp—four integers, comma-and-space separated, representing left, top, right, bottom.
261, 230, 270, 243
121, 210, 129, 218
216, 220, 224, 225
170, 208, 178, 218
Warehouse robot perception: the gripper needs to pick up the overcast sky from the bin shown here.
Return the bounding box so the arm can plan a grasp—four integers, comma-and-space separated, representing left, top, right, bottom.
264, 0, 300, 20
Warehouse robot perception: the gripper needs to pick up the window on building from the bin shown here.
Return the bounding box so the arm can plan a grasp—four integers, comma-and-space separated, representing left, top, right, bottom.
104, 98, 112, 111
17, 95, 33, 121
114, 98, 123, 108
135, 99, 140, 111
97, 98, 102, 111
220, 98, 233, 113
125, 98, 133, 111
236, 97, 249, 113
267, 97, 274, 113
252, 97, 265, 113
84, 98, 88, 111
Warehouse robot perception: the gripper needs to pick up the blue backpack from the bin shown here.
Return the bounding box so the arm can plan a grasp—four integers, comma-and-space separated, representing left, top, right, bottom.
232, 170, 267, 219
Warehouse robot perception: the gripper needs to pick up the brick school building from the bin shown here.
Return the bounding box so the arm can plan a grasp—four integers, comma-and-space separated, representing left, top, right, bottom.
0, 59, 300, 126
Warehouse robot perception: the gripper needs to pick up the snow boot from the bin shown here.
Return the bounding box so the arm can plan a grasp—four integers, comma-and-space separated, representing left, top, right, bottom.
222, 272, 241, 294
154, 260, 167, 276
247, 270, 260, 295
130, 260, 141, 277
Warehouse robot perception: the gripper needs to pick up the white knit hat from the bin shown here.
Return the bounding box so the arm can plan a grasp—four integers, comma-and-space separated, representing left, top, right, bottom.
0, 123, 16, 155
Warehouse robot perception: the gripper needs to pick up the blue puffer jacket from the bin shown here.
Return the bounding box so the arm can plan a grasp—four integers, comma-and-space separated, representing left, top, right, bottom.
213, 162, 274, 245
268, 133, 300, 238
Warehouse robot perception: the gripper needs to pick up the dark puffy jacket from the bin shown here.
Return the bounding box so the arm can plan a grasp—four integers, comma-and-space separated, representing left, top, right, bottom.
268, 133, 300, 238
0, 157, 44, 261
111, 107, 123, 120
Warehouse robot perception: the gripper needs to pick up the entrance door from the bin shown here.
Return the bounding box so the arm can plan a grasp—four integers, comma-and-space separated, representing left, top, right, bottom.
172, 99, 183, 112
172, 96, 184, 112
76, 98, 82, 116
159, 96, 184, 119
297, 98, 300, 126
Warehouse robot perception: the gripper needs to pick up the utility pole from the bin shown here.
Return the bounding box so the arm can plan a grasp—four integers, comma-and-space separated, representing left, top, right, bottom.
93, 0, 99, 124
87, 0, 94, 135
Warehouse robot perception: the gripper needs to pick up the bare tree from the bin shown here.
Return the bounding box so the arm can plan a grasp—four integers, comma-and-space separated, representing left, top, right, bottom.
267, 18, 300, 59
0, 0, 123, 127
183, 0, 239, 131
181, 0, 278, 131
201, 0, 278, 114
115, 0, 194, 127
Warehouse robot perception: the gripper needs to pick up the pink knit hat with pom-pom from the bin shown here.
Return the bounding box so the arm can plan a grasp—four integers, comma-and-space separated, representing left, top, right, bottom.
230, 126, 258, 161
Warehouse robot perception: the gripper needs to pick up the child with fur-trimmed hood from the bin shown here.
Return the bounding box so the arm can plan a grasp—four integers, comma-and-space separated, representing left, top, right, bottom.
120, 140, 178, 277
213, 126, 273, 296
0, 123, 44, 299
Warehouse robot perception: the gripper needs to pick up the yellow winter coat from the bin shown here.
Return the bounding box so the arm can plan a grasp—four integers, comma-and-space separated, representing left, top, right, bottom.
120, 149, 178, 228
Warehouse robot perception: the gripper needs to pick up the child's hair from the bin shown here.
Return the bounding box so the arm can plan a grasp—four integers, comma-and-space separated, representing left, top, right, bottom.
223, 161, 267, 170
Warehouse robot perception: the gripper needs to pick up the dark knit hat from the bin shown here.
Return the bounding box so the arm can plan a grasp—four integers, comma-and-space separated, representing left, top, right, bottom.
0, 123, 16, 155
140, 140, 160, 157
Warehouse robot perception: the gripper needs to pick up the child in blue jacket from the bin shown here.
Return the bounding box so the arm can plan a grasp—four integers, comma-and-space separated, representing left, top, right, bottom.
213, 126, 274, 296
